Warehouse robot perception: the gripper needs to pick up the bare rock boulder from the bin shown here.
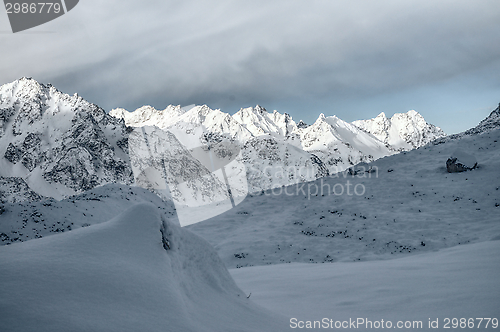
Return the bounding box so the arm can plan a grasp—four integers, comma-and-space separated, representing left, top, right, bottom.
446, 150, 477, 173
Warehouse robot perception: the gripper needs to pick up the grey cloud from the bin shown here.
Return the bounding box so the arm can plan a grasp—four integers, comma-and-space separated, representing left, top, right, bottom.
0, 0, 499, 132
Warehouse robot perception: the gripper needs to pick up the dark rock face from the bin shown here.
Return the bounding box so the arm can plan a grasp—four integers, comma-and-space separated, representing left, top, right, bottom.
4, 134, 43, 172
310, 154, 329, 178
297, 120, 309, 129
4, 143, 22, 164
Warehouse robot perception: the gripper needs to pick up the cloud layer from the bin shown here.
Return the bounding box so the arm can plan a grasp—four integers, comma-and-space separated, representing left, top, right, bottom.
1, 0, 499, 133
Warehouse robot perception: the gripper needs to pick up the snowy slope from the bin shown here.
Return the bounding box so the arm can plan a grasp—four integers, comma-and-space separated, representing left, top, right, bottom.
352, 110, 446, 150
232, 105, 297, 138
242, 136, 329, 193
0, 176, 46, 203
0, 203, 288, 332
231, 240, 500, 331
187, 122, 500, 268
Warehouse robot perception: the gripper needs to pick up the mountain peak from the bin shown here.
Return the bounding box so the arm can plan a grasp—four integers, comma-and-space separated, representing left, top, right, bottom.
353, 110, 445, 150
254, 105, 267, 114
0, 79, 133, 201
2, 77, 44, 100
297, 120, 309, 129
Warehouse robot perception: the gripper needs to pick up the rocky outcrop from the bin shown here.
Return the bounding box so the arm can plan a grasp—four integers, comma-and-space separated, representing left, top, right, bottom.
446, 150, 477, 173
435, 103, 500, 144
463, 103, 500, 136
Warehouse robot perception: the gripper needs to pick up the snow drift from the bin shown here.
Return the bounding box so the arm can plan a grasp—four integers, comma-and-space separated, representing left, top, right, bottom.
0, 203, 287, 332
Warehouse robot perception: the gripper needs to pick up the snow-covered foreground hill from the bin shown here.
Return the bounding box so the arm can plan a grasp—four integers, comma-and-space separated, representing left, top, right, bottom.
0, 203, 288, 332
187, 120, 500, 268
231, 240, 500, 331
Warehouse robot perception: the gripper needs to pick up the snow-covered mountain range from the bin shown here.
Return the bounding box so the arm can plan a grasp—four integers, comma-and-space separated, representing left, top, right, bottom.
111, 104, 446, 178
110, 95, 446, 199
352, 110, 445, 150
1, 78, 446, 211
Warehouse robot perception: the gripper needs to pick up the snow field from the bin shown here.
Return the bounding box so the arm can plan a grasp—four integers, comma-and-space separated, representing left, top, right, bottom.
231, 239, 500, 331
0, 203, 288, 332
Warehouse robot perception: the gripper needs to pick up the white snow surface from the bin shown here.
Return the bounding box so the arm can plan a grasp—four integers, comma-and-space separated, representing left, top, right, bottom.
231, 240, 500, 330
0, 203, 287, 332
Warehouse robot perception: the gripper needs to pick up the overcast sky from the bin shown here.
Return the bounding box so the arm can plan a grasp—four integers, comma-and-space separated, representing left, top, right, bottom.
1, 0, 499, 133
